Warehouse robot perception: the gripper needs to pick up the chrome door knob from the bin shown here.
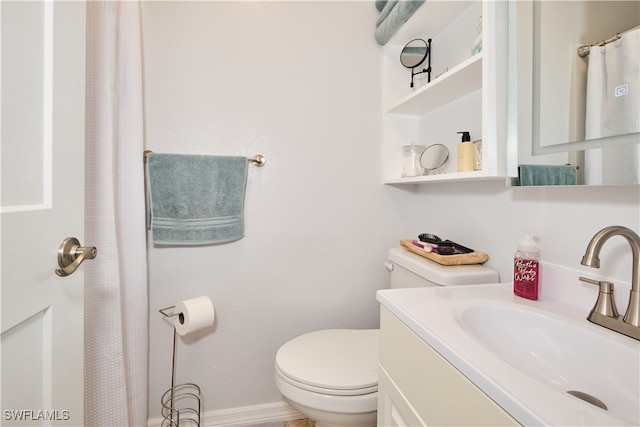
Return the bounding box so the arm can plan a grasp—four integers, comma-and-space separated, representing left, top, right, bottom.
55, 237, 97, 277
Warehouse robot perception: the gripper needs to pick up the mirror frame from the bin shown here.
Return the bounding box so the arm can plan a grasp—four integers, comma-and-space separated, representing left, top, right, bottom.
400, 38, 429, 69
400, 38, 432, 88
420, 143, 449, 174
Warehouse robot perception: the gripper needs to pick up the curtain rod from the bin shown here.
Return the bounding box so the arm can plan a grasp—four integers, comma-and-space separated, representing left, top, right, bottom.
578, 24, 640, 58
143, 150, 265, 167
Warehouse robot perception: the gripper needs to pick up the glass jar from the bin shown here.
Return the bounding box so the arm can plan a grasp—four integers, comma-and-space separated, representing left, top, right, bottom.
401, 144, 426, 177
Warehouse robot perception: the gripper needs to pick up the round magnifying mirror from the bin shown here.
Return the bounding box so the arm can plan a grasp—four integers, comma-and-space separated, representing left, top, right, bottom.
420, 144, 449, 174
400, 38, 429, 69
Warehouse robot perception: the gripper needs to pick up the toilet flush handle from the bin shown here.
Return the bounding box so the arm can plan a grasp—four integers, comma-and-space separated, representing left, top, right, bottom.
384, 261, 394, 272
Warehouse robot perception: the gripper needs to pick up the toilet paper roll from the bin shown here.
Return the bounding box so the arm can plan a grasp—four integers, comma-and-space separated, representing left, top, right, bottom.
174, 296, 215, 336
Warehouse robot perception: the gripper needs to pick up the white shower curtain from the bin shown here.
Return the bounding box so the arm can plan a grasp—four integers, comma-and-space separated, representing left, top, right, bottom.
584, 27, 640, 185
85, 1, 148, 426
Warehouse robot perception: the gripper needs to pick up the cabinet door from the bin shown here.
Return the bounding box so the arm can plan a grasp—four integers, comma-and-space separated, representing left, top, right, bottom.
379, 307, 520, 426
378, 366, 425, 427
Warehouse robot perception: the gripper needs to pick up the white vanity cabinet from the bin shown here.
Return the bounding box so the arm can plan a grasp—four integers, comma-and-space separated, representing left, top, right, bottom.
382, 1, 512, 184
377, 307, 520, 426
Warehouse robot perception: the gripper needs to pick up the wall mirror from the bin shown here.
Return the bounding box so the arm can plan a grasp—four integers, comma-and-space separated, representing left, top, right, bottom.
514, 1, 639, 186
400, 38, 432, 88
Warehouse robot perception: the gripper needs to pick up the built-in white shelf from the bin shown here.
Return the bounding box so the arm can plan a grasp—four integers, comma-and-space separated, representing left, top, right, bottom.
384, 170, 505, 185
386, 54, 483, 116
381, 1, 510, 185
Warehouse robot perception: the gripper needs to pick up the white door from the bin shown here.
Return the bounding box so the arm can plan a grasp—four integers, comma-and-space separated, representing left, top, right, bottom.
1, 1, 86, 425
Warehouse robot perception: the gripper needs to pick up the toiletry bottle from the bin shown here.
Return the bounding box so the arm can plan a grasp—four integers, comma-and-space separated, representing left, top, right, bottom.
513, 229, 540, 300
456, 131, 475, 172
473, 139, 482, 170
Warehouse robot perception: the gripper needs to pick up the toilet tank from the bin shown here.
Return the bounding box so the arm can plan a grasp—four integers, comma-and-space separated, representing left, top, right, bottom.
387, 247, 499, 289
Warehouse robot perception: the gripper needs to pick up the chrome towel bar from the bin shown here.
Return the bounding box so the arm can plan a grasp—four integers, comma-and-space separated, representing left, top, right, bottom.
143, 150, 265, 167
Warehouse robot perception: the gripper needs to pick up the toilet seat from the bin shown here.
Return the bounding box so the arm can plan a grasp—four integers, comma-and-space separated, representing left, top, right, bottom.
275, 329, 379, 396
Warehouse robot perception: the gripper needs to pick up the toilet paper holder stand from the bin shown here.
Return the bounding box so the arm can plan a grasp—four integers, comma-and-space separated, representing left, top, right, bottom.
159, 305, 202, 427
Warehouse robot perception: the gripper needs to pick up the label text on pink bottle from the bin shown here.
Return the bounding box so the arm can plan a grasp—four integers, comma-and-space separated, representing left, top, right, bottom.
514, 259, 538, 282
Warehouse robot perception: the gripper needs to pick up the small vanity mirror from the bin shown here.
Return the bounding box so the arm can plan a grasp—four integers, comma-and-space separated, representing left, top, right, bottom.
420, 144, 449, 175
400, 38, 432, 88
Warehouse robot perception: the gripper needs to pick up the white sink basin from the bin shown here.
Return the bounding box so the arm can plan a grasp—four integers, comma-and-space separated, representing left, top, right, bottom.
458, 304, 640, 424
377, 270, 640, 427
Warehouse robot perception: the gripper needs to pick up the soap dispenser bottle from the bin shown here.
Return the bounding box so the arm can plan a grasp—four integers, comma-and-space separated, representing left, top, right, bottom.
513, 229, 540, 300
456, 131, 475, 172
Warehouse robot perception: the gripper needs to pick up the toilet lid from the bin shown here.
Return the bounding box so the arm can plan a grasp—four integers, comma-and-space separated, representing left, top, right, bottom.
275, 329, 379, 394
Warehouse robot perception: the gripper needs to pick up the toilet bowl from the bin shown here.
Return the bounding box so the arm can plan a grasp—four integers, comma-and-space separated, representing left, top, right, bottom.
275, 247, 500, 426
275, 329, 379, 427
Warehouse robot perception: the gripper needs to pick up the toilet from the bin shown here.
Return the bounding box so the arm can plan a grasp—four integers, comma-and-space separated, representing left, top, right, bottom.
274, 247, 499, 427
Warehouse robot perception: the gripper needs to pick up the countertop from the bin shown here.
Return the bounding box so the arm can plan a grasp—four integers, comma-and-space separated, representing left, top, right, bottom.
377, 263, 640, 426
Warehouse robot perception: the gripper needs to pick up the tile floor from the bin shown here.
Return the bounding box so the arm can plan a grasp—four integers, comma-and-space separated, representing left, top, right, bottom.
249, 419, 314, 427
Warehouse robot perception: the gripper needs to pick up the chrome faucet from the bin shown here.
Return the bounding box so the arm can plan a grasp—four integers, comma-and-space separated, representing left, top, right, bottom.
580, 225, 640, 340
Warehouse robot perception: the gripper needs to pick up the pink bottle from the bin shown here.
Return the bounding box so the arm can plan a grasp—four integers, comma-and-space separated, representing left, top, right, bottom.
513, 229, 540, 300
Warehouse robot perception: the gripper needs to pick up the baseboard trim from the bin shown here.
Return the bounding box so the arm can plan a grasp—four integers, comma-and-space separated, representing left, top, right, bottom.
147, 401, 304, 427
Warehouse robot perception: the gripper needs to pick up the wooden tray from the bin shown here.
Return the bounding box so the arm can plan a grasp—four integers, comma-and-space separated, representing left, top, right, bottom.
400, 239, 489, 266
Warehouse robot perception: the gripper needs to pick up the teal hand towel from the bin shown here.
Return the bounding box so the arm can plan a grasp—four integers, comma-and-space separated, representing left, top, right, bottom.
146, 153, 248, 245
518, 164, 577, 186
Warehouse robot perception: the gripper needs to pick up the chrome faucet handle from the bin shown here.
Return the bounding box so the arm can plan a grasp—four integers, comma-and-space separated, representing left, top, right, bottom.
580, 276, 619, 318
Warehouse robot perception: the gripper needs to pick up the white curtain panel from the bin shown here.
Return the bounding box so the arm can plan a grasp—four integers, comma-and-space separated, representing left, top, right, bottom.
85, 1, 148, 425
585, 28, 640, 185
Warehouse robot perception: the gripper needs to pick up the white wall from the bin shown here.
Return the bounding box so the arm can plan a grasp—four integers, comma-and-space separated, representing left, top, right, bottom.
142, 0, 640, 421
142, 1, 410, 419
406, 182, 639, 285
